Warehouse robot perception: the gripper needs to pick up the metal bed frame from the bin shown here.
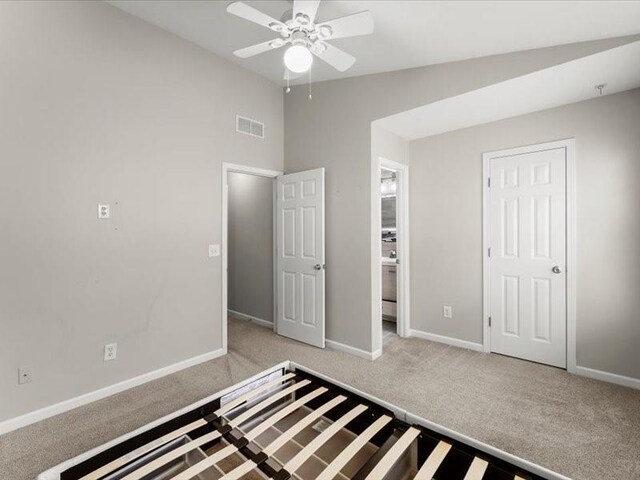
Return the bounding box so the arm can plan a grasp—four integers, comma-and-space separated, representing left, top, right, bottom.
38, 361, 570, 480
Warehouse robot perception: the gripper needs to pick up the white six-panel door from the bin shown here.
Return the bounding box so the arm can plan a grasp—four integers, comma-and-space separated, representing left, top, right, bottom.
276, 168, 325, 348
489, 147, 566, 368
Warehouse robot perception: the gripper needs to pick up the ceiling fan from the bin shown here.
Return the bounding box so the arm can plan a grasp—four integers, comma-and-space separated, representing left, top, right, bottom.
226, 0, 374, 75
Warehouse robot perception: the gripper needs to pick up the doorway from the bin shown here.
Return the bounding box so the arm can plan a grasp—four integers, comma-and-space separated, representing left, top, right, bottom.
222, 163, 326, 352
221, 163, 281, 353
381, 168, 398, 341
482, 139, 576, 370
374, 158, 410, 353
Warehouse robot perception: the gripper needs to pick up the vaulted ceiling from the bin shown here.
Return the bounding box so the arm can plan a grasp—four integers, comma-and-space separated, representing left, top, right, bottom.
109, 1, 640, 85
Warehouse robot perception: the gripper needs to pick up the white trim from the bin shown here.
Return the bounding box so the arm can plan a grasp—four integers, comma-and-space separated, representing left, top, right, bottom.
574, 366, 640, 390
222, 163, 282, 353
481, 139, 576, 368
372, 157, 411, 358
0, 348, 225, 437
409, 329, 484, 352
565, 140, 577, 374
228, 309, 273, 329
325, 339, 380, 361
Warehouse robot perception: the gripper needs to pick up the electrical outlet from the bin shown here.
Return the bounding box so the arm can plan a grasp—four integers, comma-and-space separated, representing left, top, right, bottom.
98, 204, 110, 219
104, 343, 117, 361
18, 366, 33, 385
443, 305, 453, 319
208, 244, 220, 257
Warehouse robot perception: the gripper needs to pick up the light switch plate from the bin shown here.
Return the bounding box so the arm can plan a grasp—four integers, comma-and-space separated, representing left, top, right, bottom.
208, 244, 220, 257
98, 204, 110, 219
443, 306, 453, 319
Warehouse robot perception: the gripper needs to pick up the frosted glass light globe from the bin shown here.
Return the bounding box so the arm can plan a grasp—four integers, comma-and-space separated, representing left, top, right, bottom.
284, 45, 313, 73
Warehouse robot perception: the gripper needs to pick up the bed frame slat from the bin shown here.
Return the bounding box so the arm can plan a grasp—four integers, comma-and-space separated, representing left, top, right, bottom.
245, 386, 327, 441
413, 440, 452, 480
463, 457, 489, 480
77, 419, 207, 480
264, 395, 347, 456
122, 430, 221, 480
228, 379, 311, 428
363, 427, 420, 480
315, 415, 392, 480
282, 404, 369, 475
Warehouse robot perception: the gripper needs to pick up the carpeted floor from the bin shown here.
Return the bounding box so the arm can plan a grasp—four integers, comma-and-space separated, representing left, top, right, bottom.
1, 317, 639, 480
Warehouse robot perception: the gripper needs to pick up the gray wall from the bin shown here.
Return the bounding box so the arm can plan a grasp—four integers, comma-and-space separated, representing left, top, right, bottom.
409, 88, 640, 380
284, 35, 638, 353
228, 173, 274, 323
0, 1, 283, 422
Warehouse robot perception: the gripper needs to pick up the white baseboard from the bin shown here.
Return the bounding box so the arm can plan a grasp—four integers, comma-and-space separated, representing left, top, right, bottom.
326, 339, 379, 361
409, 329, 484, 352
0, 348, 226, 436
228, 309, 273, 329
574, 365, 640, 390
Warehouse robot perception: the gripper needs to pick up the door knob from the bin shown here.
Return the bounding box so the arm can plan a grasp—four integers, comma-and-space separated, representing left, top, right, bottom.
314, 264, 322, 270
552, 266, 563, 274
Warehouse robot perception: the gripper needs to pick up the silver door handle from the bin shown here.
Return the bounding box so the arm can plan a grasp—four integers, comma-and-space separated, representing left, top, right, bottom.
552, 266, 563, 274
314, 264, 322, 270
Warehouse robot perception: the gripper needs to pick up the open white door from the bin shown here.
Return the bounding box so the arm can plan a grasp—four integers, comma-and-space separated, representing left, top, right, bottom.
276, 168, 325, 348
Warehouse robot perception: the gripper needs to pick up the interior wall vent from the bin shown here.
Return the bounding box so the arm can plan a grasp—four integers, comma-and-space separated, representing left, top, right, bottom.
236, 115, 264, 139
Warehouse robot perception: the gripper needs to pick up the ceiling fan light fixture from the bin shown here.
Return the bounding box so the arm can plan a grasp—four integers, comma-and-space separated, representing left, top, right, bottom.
284, 44, 313, 73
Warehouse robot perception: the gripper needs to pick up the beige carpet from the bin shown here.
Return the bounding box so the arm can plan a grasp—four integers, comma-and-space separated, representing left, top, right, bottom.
1, 317, 639, 479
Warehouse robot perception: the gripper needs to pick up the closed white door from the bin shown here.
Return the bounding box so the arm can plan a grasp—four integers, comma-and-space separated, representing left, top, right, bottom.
276, 168, 325, 348
489, 147, 566, 367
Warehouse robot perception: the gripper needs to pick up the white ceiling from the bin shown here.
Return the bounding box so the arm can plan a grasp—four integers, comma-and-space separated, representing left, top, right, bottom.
107, 1, 640, 86
374, 40, 640, 140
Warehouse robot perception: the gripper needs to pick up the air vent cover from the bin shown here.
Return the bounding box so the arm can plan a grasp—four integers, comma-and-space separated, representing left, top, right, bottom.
236, 115, 264, 139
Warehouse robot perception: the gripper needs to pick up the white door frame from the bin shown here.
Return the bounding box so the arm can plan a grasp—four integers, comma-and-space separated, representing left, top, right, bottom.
372, 157, 411, 355
482, 139, 576, 372
221, 162, 283, 354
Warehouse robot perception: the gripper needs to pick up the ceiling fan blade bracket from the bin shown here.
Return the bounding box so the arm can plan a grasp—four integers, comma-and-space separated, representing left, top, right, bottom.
293, 0, 321, 25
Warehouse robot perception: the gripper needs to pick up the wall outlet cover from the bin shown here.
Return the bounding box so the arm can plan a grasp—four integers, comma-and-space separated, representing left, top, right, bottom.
98, 204, 110, 219
104, 343, 117, 361
208, 244, 220, 257
443, 306, 453, 319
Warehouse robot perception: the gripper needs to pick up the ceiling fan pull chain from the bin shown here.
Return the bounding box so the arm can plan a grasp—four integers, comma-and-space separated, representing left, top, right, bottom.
308, 68, 312, 100
286, 69, 291, 93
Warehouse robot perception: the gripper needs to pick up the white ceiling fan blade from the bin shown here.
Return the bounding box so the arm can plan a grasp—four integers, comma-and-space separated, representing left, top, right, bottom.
227, 1, 286, 31
317, 11, 374, 40
314, 43, 356, 72
234, 39, 282, 59
293, 0, 321, 24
